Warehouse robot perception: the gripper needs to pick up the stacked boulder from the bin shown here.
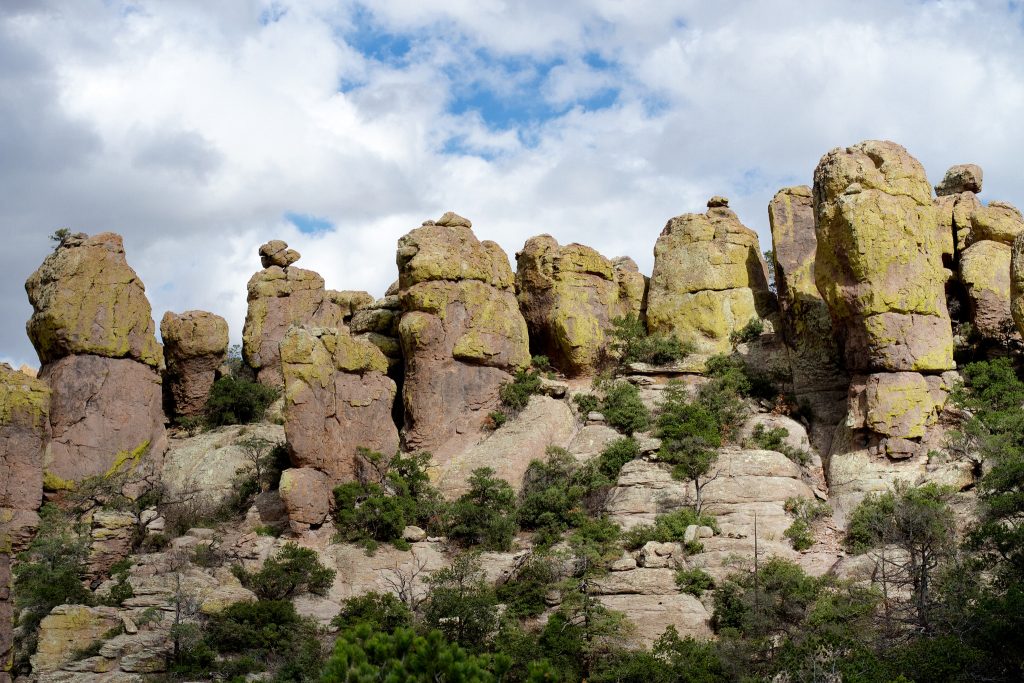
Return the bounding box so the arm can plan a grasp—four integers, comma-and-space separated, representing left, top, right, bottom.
934, 164, 1024, 345
1, 364, 49, 683
349, 292, 403, 370
646, 197, 774, 360
160, 310, 229, 418
813, 141, 960, 514
515, 235, 645, 376
242, 240, 373, 385
397, 212, 530, 462
768, 186, 848, 445
279, 326, 399, 531
24, 232, 167, 486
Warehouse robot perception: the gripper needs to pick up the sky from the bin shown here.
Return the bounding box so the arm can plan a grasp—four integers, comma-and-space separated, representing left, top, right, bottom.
2, 0, 1023, 367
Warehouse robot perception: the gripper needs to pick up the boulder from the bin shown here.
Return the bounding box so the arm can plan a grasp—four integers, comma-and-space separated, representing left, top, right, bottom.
242, 242, 349, 386
31, 605, 122, 673
159, 310, 229, 417
647, 197, 774, 358
258, 239, 301, 268
959, 240, 1016, 341
968, 201, 1024, 247
25, 233, 163, 368
281, 327, 398, 485
40, 354, 166, 485
1011, 233, 1024, 337
767, 186, 848, 431
279, 467, 332, 532
597, 594, 711, 645
515, 235, 644, 375
434, 395, 576, 497
813, 140, 953, 373
397, 216, 530, 461
934, 164, 983, 196
847, 372, 937, 439
87, 509, 137, 582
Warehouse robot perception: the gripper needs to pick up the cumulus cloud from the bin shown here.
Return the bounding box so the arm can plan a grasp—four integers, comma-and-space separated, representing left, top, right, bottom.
1, 0, 1022, 367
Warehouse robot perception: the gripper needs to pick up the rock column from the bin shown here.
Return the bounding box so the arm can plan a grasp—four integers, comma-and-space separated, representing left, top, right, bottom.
160, 310, 229, 418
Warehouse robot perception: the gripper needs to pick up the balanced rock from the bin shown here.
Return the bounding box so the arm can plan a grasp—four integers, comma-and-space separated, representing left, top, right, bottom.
813, 140, 953, 373
258, 239, 301, 268
278, 467, 332, 532
24, 232, 167, 485
935, 164, 983, 196
647, 197, 774, 358
968, 201, 1024, 247
242, 243, 357, 385
397, 216, 530, 460
515, 235, 645, 375
25, 232, 162, 368
280, 326, 398, 485
160, 310, 229, 417
768, 186, 848, 429
847, 372, 937, 440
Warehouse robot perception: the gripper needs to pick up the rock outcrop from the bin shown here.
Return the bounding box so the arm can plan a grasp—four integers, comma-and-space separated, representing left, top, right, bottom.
160, 310, 229, 418
1, 364, 49, 683
959, 240, 1014, 341
1012, 233, 1024, 337
242, 240, 372, 386
768, 186, 848, 436
934, 164, 983, 197
814, 140, 953, 374
397, 214, 530, 461
515, 235, 645, 375
280, 326, 399, 526
25, 233, 163, 368
647, 197, 774, 359
24, 233, 168, 486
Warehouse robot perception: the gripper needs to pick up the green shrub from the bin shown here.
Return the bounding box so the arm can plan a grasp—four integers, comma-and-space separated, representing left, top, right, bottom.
531, 355, 552, 371
175, 415, 204, 436
573, 392, 601, 415
499, 369, 543, 412
675, 567, 715, 596
729, 317, 765, 345
232, 542, 335, 600
783, 496, 832, 551
331, 592, 413, 634
423, 554, 500, 651
518, 447, 586, 535
601, 381, 650, 434
496, 552, 561, 618
746, 424, 811, 466
607, 314, 693, 365
447, 468, 518, 551
100, 559, 134, 606
485, 410, 507, 430
205, 376, 279, 426
597, 436, 640, 480
623, 509, 717, 550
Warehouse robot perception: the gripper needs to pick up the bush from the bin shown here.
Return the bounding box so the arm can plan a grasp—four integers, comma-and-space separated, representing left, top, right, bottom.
601, 381, 650, 434
675, 567, 715, 596
331, 592, 413, 634
607, 314, 692, 365
783, 498, 831, 551
447, 468, 518, 551
496, 552, 561, 618
423, 554, 500, 651
622, 509, 717, 550
784, 519, 814, 551
499, 369, 543, 412
205, 376, 279, 427
232, 542, 335, 600
531, 355, 552, 371
518, 447, 585, 534
596, 437, 641, 480
485, 410, 507, 430
729, 317, 765, 345
573, 392, 600, 415
746, 424, 811, 466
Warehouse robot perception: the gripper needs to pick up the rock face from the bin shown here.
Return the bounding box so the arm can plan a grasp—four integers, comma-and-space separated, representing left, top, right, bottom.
959, 240, 1014, 341
1, 364, 49, 683
160, 310, 229, 417
31, 605, 122, 673
40, 355, 166, 485
280, 326, 398, 487
24, 233, 168, 486
1012, 233, 1024, 338
768, 186, 848, 434
25, 233, 162, 368
814, 140, 953, 374
397, 214, 530, 461
515, 235, 645, 375
647, 197, 774, 358
243, 241, 371, 386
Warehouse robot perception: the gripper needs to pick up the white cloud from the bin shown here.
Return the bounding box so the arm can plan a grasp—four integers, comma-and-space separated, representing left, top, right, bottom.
1, 0, 1023, 367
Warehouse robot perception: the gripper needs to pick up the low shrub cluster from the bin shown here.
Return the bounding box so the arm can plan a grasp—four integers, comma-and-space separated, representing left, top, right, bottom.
783, 498, 831, 551
745, 423, 812, 466
622, 508, 718, 551
205, 375, 280, 427
607, 313, 694, 366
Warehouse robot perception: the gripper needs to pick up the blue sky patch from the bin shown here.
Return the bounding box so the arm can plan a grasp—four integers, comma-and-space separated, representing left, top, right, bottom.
285, 212, 333, 235
342, 6, 413, 66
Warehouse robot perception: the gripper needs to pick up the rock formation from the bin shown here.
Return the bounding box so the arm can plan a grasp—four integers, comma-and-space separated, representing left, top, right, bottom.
397, 213, 530, 460
1012, 233, 1024, 337
242, 240, 372, 385
24, 233, 167, 485
280, 326, 399, 527
647, 197, 774, 359
515, 235, 645, 375
768, 186, 848, 435
1, 364, 49, 683
160, 310, 229, 417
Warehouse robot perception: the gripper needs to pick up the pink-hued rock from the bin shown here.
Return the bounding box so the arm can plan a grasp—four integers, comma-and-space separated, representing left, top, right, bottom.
279, 467, 333, 532
160, 310, 229, 417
